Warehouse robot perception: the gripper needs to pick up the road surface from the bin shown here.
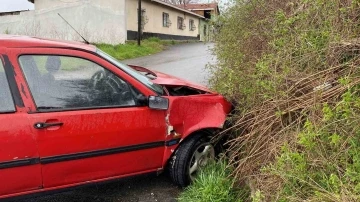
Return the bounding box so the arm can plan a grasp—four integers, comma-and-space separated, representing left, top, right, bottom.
14, 42, 215, 202
125, 42, 215, 86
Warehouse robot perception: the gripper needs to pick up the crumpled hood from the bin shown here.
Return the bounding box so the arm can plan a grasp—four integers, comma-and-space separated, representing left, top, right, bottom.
152, 71, 216, 94
129, 65, 216, 94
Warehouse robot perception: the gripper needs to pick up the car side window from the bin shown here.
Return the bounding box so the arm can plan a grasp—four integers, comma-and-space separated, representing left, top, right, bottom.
0, 59, 16, 113
19, 55, 137, 111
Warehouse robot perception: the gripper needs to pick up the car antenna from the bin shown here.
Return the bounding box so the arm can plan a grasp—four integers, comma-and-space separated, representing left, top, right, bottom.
58, 13, 90, 44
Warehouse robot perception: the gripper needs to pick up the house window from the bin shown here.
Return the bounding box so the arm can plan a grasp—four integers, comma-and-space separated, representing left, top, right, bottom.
189, 19, 196, 31
163, 12, 170, 27
177, 16, 185, 30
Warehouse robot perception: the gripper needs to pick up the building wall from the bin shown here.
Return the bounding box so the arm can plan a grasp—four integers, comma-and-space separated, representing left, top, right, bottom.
126, 0, 200, 40
0, 0, 127, 44
199, 19, 206, 41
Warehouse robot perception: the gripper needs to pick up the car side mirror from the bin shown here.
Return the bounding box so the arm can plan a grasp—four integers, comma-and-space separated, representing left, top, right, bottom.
148, 96, 169, 110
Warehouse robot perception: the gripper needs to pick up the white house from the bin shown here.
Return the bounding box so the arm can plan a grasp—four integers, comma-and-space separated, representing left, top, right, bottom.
0, 0, 205, 44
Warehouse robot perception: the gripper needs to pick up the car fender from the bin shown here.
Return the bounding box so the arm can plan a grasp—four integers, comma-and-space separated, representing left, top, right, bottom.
161, 95, 231, 167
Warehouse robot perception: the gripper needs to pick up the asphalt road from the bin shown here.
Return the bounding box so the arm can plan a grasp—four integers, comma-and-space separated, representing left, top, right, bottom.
13, 42, 215, 202
125, 42, 215, 86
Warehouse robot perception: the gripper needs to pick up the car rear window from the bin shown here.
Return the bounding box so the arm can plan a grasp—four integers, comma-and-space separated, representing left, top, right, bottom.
0, 59, 16, 113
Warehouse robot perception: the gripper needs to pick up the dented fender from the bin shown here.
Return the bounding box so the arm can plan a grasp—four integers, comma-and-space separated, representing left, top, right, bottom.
168, 95, 231, 137
161, 94, 232, 167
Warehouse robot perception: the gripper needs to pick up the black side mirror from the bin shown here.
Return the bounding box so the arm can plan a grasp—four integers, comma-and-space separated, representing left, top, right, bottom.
148, 96, 169, 110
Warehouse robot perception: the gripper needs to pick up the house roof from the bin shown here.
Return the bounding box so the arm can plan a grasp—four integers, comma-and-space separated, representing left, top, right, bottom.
178, 3, 219, 14
150, 0, 205, 18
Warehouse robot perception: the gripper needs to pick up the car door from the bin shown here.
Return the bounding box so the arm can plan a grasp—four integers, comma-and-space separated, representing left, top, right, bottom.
12, 48, 167, 188
0, 52, 42, 197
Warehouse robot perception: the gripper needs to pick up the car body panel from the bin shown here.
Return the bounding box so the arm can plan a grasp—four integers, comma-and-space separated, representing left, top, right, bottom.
0, 114, 42, 196
8, 47, 167, 188
0, 49, 42, 196
167, 95, 232, 138
129, 65, 215, 94
0, 35, 96, 52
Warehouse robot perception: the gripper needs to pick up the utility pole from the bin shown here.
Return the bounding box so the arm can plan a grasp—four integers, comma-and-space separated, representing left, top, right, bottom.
137, 0, 142, 46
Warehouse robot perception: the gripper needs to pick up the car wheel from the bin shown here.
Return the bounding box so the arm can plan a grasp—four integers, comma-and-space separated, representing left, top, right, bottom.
169, 134, 215, 187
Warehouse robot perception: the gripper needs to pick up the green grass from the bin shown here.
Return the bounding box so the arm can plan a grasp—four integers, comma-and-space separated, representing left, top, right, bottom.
178, 161, 246, 202
95, 37, 188, 61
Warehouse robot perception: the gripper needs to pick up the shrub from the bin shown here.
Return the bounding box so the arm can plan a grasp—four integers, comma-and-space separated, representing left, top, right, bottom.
263, 89, 360, 201
208, 0, 360, 201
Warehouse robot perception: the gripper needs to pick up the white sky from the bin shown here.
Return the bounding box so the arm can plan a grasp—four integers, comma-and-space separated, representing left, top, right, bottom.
0, 0, 228, 13
0, 0, 34, 12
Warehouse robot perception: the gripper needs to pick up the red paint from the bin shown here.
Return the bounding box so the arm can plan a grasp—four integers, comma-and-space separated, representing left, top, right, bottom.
0, 35, 231, 199
0, 114, 42, 196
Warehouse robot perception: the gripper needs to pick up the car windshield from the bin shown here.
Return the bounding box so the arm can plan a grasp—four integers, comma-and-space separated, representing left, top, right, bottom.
96, 49, 164, 95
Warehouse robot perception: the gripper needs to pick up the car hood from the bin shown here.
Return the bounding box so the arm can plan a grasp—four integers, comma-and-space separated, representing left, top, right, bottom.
129, 65, 216, 94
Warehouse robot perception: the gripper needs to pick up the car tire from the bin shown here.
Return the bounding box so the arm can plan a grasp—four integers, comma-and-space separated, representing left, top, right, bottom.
169, 133, 215, 187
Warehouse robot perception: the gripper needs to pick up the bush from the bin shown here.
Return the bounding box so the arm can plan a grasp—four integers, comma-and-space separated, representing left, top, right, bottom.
208, 0, 360, 201
263, 89, 360, 201
178, 161, 245, 202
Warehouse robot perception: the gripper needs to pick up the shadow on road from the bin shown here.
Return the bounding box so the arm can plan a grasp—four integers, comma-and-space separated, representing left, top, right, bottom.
13, 174, 181, 202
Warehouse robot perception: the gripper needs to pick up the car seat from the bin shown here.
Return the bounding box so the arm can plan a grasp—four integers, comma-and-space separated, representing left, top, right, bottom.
42, 56, 61, 83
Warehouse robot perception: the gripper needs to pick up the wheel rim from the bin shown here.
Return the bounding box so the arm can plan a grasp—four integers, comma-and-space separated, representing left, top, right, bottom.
188, 142, 215, 181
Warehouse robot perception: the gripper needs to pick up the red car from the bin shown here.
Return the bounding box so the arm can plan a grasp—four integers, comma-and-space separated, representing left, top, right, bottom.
0, 35, 232, 200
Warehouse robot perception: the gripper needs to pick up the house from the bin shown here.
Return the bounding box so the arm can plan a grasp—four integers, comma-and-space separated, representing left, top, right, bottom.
126, 0, 204, 40
180, 3, 220, 20
178, 3, 220, 41
0, 0, 205, 44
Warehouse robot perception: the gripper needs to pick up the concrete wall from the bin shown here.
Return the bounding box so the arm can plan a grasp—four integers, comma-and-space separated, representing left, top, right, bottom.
0, 0, 126, 44
126, 0, 200, 40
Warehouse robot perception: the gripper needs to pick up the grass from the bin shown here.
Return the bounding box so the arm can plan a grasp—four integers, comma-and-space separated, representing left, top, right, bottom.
96, 37, 189, 61
178, 160, 246, 202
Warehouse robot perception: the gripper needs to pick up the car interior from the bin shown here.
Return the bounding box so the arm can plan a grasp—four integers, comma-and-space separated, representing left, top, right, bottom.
18, 55, 138, 111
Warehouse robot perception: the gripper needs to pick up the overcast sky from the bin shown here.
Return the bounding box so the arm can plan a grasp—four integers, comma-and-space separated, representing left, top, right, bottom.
0, 0, 34, 12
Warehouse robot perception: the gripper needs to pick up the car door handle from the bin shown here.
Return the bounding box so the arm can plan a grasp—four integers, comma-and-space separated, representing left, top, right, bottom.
34, 122, 63, 129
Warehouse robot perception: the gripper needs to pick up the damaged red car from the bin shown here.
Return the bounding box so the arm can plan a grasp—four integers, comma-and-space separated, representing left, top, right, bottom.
0, 35, 232, 200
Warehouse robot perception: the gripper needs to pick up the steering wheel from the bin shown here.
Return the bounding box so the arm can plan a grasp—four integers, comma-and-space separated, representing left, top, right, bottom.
89, 70, 131, 105
90, 70, 125, 92
90, 70, 105, 90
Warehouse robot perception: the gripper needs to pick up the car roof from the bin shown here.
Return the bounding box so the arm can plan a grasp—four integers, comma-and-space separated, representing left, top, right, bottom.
0, 35, 96, 52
